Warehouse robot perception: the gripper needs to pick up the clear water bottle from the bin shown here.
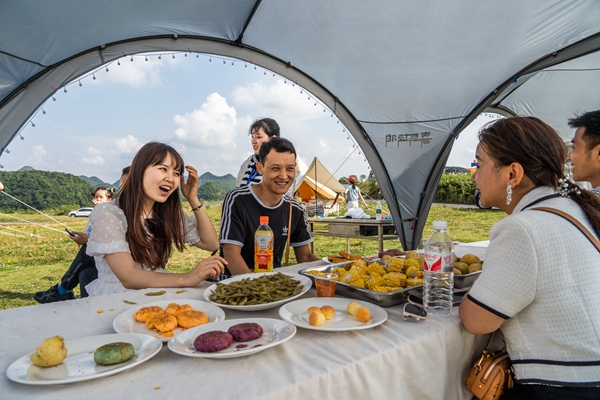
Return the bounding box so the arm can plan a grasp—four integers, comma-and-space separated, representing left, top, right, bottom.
254, 216, 274, 272
423, 221, 454, 317
376, 200, 382, 220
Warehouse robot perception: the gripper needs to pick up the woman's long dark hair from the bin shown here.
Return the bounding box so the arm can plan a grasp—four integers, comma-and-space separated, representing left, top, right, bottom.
479, 116, 600, 235
118, 142, 186, 270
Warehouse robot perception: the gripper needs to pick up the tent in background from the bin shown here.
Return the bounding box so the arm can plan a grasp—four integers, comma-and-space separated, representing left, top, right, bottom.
0, 1, 599, 249
295, 157, 345, 216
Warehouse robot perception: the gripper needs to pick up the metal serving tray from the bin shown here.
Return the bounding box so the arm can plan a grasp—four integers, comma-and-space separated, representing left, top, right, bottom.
298, 261, 481, 307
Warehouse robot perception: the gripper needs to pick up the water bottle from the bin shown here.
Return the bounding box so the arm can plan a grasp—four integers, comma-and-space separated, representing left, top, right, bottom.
376, 200, 382, 220
423, 221, 454, 317
254, 216, 274, 272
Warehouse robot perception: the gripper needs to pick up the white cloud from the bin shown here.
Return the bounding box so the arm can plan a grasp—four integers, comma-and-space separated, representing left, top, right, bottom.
80, 156, 105, 166
114, 135, 143, 155
172, 93, 243, 148
99, 56, 164, 88
32, 145, 46, 157
86, 146, 102, 155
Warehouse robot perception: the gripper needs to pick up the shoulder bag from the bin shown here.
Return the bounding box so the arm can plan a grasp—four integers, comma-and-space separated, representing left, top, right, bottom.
465, 330, 513, 400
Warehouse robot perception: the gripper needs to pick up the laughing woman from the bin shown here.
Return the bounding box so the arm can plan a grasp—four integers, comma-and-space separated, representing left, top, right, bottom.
85, 142, 226, 296
459, 117, 600, 399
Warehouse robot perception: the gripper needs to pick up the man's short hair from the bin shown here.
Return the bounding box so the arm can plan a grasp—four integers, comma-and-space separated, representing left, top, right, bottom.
258, 137, 296, 163
568, 110, 600, 152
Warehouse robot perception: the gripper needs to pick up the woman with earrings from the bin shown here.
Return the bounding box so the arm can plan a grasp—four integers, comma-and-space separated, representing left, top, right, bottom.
85, 142, 225, 296
459, 117, 600, 399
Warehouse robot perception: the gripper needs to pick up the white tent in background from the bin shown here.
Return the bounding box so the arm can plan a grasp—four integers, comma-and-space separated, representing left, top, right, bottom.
295, 157, 346, 216
0, 1, 599, 248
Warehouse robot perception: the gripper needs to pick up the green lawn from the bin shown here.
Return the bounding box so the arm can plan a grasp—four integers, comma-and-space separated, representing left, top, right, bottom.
0, 203, 505, 310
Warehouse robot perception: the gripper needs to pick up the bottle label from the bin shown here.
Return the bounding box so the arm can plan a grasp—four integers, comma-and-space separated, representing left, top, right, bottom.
424, 251, 454, 272
254, 231, 274, 272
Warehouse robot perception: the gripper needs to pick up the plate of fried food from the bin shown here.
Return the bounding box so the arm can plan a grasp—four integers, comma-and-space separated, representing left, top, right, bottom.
168, 318, 296, 359
113, 299, 226, 342
6, 333, 161, 385
204, 272, 312, 311
325, 251, 377, 264
278, 297, 388, 332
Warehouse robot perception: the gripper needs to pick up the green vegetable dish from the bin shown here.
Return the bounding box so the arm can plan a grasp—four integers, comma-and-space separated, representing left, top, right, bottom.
209, 273, 302, 306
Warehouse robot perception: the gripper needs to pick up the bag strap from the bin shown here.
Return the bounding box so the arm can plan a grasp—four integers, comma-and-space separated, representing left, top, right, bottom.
531, 207, 600, 252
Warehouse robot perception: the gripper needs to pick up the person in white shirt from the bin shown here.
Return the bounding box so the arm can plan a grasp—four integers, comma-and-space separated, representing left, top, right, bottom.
460, 116, 600, 399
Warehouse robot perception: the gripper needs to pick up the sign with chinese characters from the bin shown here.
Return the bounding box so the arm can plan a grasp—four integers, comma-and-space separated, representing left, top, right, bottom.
385, 132, 431, 148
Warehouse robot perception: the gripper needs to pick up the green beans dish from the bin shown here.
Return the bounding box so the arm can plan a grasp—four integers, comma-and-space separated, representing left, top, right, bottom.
209, 273, 303, 306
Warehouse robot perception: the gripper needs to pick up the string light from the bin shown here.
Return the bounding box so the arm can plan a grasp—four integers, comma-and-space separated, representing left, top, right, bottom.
145, 56, 148, 61
196, 53, 199, 58
223, 59, 226, 64
209, 56, 212, 62
4, 147, 9, 154
78, 80, 82, 87
0, 164, 3, 169
105, 66, 109, 72
41, 108, 46, 114
18, 133, 24, 139
231, 61, 234, 65
117, 59, 120, 65
92, 73, 96, 80
52, 96, 56, 101
172, 54, 175, 59
130, 55, 134, 61
63, 87, 67, 93
158, 55, 161, 60
31, 121, 35, 127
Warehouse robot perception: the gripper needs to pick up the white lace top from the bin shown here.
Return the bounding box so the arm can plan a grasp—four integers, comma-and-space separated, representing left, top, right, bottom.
85, 203, 201, 296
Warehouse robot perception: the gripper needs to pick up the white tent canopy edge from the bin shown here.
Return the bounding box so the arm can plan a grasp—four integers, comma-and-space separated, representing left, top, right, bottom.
1, 1, 599, 249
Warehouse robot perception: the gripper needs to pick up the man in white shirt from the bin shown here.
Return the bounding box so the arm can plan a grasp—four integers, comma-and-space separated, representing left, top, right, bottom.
568, 110, 600, 197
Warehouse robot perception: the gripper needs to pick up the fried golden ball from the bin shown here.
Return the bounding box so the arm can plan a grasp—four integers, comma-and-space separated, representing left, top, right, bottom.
468, 263, 483, 273
460, 254, 481, 266
30, 335, 68, 367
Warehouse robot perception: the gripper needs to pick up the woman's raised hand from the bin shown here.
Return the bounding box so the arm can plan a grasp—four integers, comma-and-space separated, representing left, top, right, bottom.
181, 165, 200, 203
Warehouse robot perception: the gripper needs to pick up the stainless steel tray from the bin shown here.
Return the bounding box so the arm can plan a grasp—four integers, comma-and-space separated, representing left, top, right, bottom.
299, 263, 421, 307
299, 261, 481, 307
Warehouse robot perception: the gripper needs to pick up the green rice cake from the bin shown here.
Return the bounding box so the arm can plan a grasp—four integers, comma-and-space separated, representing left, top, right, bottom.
94, 342, 135, 366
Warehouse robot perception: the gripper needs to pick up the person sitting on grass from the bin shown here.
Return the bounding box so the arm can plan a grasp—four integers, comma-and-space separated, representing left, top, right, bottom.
34, 182, 123, 303
85, 141, 226, 295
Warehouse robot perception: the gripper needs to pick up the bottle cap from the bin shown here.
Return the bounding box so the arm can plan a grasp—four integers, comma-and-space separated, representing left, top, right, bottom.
260, 216, 269, 224
432, 220, 447, 230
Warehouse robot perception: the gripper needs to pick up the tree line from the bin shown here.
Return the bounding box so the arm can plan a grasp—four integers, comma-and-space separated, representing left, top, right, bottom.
0, 170, 238, 211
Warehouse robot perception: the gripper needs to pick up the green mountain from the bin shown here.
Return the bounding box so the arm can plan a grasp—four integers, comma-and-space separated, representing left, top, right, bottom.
0, 170, 94, 211
199, 172, 236, 193
80, 175, 114, 188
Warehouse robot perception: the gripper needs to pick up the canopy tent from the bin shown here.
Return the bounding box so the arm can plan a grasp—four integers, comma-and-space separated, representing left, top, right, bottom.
295, 157, 346, 201
295, 157, 345, 216
1, 1, 599, 249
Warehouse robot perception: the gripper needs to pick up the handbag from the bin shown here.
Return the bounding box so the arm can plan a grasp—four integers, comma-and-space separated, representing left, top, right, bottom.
465, 331, 514, 400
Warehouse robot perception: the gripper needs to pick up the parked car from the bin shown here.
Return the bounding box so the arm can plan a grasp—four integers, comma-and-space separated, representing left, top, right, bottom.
68, 207, 93, 217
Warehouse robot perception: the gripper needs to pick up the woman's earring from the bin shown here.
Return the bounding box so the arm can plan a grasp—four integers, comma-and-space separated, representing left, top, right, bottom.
506, 183, 513, 205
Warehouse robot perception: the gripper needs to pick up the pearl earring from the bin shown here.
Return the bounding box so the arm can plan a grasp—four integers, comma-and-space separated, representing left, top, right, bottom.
506, 183, 513, 205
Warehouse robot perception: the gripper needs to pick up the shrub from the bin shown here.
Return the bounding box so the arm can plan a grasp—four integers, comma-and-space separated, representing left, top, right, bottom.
434, 174, 476, 204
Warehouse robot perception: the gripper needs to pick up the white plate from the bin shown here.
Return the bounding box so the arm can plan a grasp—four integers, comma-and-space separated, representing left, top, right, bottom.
113, 299, 226, 342
6, 333, 161, 385
168, 318, 296, 359
321, 256, 332, 263
278, 297, 388, 332
204, 272, 312, 311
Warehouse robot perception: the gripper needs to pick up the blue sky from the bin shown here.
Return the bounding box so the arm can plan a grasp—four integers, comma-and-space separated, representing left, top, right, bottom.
0, 52, 490, 184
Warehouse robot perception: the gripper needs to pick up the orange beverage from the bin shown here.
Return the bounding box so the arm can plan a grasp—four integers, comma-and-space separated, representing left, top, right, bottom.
315, 274, 337, 297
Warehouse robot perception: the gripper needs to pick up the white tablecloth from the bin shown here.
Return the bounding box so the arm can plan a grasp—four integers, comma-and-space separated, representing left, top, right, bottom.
0, 261, 486, 399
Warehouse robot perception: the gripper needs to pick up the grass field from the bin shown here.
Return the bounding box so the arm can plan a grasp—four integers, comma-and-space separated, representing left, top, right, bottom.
0, 202, 505, 310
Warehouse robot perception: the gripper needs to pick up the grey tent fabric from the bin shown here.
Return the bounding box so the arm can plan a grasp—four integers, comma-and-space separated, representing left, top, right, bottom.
1, 0, 599, 249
